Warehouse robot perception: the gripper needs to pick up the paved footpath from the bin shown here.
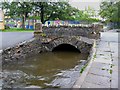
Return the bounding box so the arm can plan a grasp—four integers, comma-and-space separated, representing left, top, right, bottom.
73, 31, 119, 88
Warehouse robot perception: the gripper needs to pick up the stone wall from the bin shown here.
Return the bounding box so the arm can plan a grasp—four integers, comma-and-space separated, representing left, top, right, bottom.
42, 26, 101, 39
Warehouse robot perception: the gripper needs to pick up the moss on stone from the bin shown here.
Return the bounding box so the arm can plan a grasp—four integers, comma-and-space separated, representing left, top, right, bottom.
80, 63, 88, 74
109, 69, 112, 74
102, 68, 105, 70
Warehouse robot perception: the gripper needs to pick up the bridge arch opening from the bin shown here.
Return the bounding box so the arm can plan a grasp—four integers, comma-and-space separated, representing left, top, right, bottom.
52, 44, 80, 52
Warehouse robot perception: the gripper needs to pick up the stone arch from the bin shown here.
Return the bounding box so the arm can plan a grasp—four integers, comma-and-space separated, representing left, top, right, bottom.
45, 37, 92, 54
45, 37, 92, 53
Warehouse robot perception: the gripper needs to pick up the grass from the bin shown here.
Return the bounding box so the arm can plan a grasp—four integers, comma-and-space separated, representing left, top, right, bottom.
109, 69, 112, 74
80, 67, 85, 74
40, 33, 46, 37
102, 68, 105, 70
94, 54, 96, 58
0, 28, 34, 32
111, 65, 112, 68
80, 63, 88, 74
93, 54, 96, 60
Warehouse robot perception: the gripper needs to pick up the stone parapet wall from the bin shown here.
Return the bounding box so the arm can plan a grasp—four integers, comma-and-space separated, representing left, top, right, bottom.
42, 26, 101, 39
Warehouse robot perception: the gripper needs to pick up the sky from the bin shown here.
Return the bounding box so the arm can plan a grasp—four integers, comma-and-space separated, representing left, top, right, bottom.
69, 0, 102, 10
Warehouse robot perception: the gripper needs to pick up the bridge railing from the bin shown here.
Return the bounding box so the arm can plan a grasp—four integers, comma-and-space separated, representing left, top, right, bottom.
43, 26, 101, 39
34, 24, 103, 39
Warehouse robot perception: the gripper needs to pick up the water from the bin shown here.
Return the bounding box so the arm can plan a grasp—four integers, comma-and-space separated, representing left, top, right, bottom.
3, 51, 88, 88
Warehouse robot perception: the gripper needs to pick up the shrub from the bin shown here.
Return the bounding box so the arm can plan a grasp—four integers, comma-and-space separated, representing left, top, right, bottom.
5, 25, 10, 29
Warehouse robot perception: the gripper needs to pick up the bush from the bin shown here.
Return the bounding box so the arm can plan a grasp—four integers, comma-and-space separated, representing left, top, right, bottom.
5, 25, 10, 29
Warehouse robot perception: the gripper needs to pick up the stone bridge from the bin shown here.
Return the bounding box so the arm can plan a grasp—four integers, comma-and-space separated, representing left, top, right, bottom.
2, 24, 102, 63
2, 36, 93, 64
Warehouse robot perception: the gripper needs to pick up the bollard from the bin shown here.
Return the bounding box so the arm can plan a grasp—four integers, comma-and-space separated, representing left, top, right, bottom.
34, 23, 43, 37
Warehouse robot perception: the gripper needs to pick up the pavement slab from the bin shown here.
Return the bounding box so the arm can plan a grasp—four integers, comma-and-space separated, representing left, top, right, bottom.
88, 67, 111, 77
112, 66, 118, 72
112, 71, 118, 80
91, 62, 111, 69
94, 58, 112, 64
112, 59, 118, 66
96, 55, 111, 60
81, 81, 108, 88
83, 73, 111, 88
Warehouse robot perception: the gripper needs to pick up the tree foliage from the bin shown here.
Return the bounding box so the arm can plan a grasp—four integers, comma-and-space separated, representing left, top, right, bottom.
32, 2, 79, 23
2, 1, 100, 29
2, 1, 79, 24
99, 1, 120, 28
2, 2, 33, 29
100, 1, 120, 22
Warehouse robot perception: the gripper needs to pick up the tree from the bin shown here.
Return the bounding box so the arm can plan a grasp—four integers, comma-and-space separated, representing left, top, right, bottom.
73, 7, 99, 24
2, 1, 79, 25
2, 1, 99, 27
32, 2, 48, 24
99, 0, 120, 28
112, 1, 120, 28
2, 2, 33, 29
100, 1, 115, 21
32, 2, 79, 23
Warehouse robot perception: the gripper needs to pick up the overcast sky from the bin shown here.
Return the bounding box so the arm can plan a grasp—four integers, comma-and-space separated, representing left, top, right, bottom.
69, 0, 102, 10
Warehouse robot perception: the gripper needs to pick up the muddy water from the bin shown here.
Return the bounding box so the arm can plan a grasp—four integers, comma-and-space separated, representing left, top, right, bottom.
3, 51, 88, 88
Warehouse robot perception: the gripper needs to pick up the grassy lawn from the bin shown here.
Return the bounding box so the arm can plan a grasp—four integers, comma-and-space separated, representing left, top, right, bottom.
0, 28, 34, 32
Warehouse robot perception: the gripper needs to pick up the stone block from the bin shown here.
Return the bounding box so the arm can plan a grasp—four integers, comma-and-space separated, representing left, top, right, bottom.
112, 71, 118, 80
81, 81, 108, 88
91, 62, 111, 69
94, 58, 112, 64
88, 67, 111, 77
83, 73, 110, 87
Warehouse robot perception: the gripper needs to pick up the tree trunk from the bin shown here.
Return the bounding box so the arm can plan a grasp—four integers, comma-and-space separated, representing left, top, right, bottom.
22, 15, 26, 29
40, 4, 44, 24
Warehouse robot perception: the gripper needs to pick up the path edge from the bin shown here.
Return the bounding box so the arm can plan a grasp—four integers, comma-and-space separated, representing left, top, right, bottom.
72, 39, 98, 88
